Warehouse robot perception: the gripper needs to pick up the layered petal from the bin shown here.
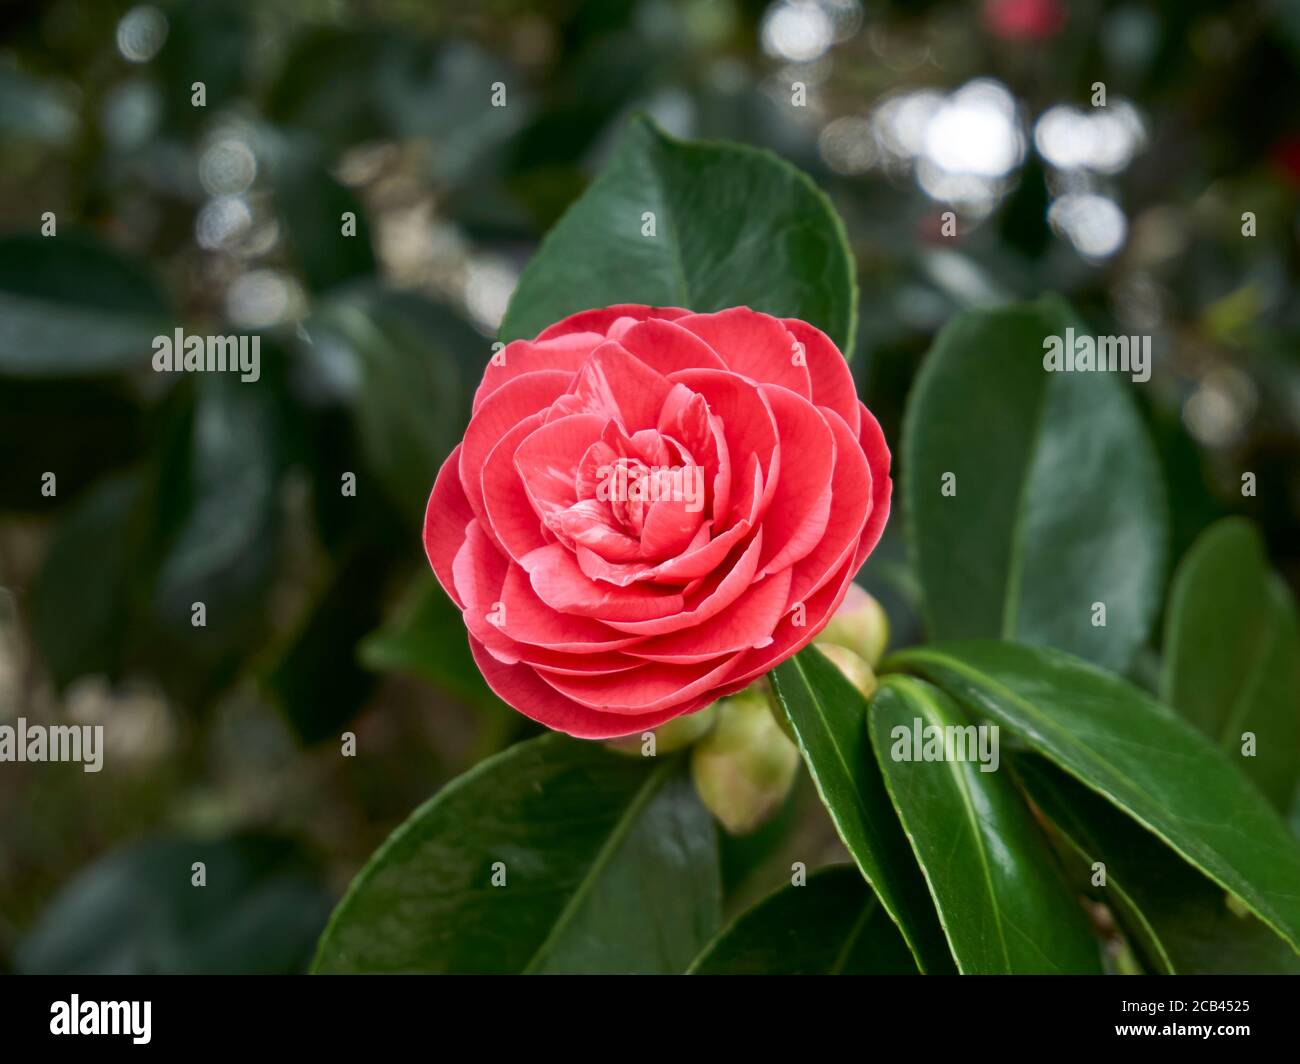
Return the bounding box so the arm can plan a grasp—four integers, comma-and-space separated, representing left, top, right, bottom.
426, 304, 892, 739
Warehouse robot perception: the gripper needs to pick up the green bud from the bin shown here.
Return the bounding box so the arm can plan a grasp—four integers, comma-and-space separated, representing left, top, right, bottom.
815, 642, 877, 699
816, 584, 889, 667
605, 703, 716, 757
690, 685, 800, 835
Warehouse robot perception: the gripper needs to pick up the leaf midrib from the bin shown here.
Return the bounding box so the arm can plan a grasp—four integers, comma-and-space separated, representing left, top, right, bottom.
784, 653, 926, 968
892, 648, 1300, 951
521, 757, 673, 974
998, 364, 1054, 641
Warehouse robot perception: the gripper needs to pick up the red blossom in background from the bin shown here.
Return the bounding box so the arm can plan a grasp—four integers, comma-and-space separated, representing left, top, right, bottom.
423, 304, 891, 738
981, 0, 1067, 41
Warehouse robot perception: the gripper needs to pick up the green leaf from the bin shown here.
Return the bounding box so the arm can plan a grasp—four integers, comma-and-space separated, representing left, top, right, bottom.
888, 640, 1300, 955
312, 734, 720, 974
16, 834, 332, 975
689, 865, 916, 974
868, 676, 1103, 973
303, 288, 481, 520
147, 373, 285, 656
902, 297, 1167, 672
0, 233, 170, 376
1015, 754, 1300, 974
499, 114, 857, 352
769, 648, 954, 973
1161, 517, 1300, 811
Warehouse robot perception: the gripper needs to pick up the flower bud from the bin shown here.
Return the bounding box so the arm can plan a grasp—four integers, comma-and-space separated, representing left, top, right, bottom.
815, 642, 878, 699
605, 703, 716, 757
690, 685, 800, 835
816, 583, 889, 667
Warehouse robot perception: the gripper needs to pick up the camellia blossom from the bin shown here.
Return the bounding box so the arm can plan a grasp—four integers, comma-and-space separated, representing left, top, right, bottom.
423, 304, 891, 738
981, 0, 1066, 41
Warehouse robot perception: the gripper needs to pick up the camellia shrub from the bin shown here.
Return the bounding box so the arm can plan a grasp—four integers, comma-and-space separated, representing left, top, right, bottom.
310, 118, 1300, 976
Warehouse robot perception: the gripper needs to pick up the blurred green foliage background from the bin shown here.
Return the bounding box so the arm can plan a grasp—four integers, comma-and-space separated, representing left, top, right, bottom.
2, 0, 1299, 972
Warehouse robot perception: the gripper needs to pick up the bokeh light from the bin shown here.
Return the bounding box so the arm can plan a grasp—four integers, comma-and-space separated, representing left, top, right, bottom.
115, 6, 168, 64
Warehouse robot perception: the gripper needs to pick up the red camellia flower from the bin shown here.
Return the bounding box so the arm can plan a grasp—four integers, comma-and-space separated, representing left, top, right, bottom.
423, 304, 891, 738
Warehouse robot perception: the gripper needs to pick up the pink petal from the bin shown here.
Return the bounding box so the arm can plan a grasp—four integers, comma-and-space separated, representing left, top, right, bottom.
616, 317, 729, 376
667, 368, 779, 526
469, 637, 708, 739
451, 519, 509, 618
556, 499, 642, 562
472, 334, 594, 414
553, 340, 675, 432
658, 384, 730, 523
713, 551, 859, 692
495, 565, 646, 652
512, 413, 606, 525
637, 495, 705, 561
537, 652, 743, 714
642, 518, 751, 582
782, 317, 860, 435
423, 445, 474, 608
461, 371, 572, 526
466, 582, 639, 675
854, 401, 892, 567
603, 529, 765, 635
523, 542, 685, 622
533, 304, 690, 342
628, 568, 793, 664
784, 405, 873, 610
677, 307, 813, 398
481, 413, 552, 563
754, 384, 835, 576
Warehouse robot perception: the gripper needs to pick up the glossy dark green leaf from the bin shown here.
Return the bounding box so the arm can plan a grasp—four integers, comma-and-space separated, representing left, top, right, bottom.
0, 233, 170, 376
499, 115, 857, 352
769, 648, 954, 973
148, 372, 285, 654
1160, 517, 1300, 810
1015, 754, 1300, 974
16, 834, 332, 975
313, 734, 720, 974
868, 676, 1102, 973
902, 297, 1167, 672
889, 640, 1300, 953
689, 865, 917, 974
691, 863, 915, 967
303, 288, 481, 520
